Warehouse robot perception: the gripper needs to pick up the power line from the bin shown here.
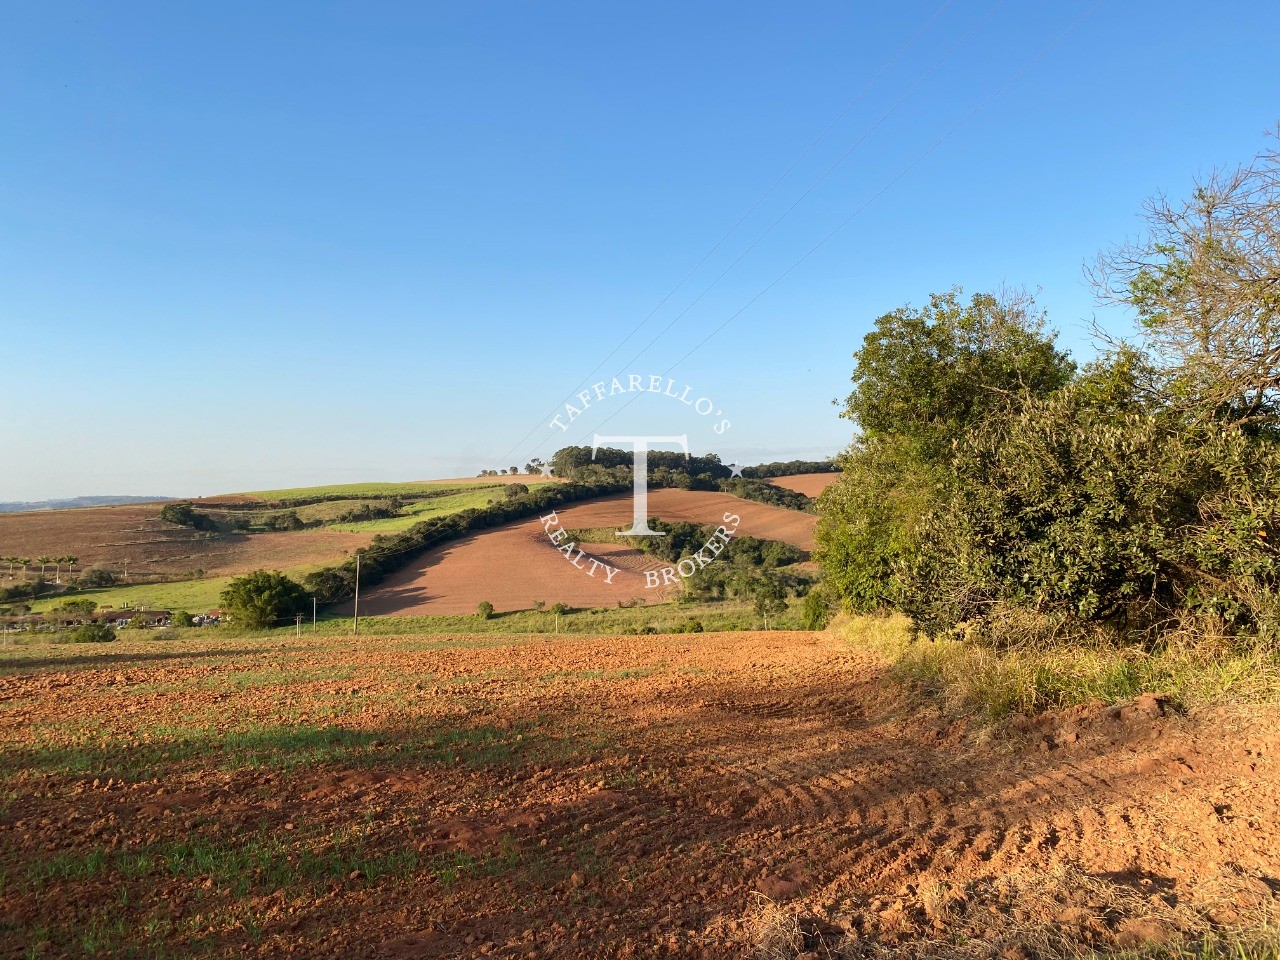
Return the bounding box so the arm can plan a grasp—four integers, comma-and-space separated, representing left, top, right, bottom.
562, 0, 1108, 451
491, 0, 958, 469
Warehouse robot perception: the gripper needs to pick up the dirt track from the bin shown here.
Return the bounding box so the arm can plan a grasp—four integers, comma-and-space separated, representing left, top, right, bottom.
1, 630, 1276, 958
353, 490, 818, 617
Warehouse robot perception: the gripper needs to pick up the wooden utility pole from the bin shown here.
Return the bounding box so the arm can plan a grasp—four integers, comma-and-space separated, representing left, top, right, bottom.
312, 597, 317, 634
295, 614, 303, 638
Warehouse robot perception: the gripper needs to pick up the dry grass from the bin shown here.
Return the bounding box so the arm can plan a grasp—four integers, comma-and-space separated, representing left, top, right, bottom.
746, 863, 1280, 959
836, 613, 1280, 721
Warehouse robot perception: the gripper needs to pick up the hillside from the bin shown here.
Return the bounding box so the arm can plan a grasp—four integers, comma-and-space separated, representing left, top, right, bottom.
0, 477, 552, 613
350, 488, 818, 617
767, 471, 840, 497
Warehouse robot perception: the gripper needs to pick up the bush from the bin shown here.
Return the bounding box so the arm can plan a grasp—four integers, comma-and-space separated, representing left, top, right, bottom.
476, 600, 495, 620
61, 623, 115, 644
902, 376, 1280, 640
170, 610, 195, 627
220, 570, 310, 629
159, 502, 218, 532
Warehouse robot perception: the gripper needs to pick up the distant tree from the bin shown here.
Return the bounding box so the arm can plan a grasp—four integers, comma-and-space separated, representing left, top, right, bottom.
65, 556, 78, 579
80, 567, 115, 588
2, 557, 16, 578
504, 483, 529, 499
17, 558, 30, 581
55, 598, 97, 616
171, 610, 195, 627
159, 502, 218, 531
36, 556, 51, 578
753, 577, 788, 629
476, 600, 495, 620
510, 466, 519, 476
220, 570, 309, 629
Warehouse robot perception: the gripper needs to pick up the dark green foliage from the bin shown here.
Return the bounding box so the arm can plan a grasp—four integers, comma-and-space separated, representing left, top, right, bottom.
844, 289, 1075, 457
159, 502, 219, 532
717, 478, 813, 512
476, 600, 495, 620
54, 598, 97, 616
264, 510, 306, 531
904, 376, 1280, 639
79, 568, 115, 587
331, 502, 399, 524
220, 570, 310, 628
817, 289, 1076, 616
743, 460, 837, 479
503, 483, 529, 499
62, 623, 115, 644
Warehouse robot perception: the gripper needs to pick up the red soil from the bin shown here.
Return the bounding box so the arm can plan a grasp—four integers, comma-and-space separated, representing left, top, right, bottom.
1, 630, 1276, 958
0, 504, 368, 580
352, 490, 817, 617
768, 472, 840, 497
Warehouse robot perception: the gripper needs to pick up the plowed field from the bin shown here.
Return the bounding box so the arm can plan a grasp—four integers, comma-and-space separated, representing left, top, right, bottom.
0, 504, 368, 580
1, 630, 1275, 958
352, 490, 817, 617
767, 473, 840, 497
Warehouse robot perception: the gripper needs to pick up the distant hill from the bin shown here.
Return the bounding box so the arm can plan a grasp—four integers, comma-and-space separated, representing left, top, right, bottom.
0, 495, 174, 514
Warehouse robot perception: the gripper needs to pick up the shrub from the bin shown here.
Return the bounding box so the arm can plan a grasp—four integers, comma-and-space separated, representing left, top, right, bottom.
170, 610, 195, 627
476, 600, 495, 620
902, 377, 1280, 640
61, 623, 115, 644
159, 502, 218, 532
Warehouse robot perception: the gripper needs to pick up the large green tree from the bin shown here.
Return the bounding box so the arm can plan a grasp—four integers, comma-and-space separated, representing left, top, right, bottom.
818, 289, 1075, 612
220, 570, 309, 629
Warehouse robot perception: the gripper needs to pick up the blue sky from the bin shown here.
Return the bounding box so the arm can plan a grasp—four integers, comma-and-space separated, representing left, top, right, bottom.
2, 1, 1278, 500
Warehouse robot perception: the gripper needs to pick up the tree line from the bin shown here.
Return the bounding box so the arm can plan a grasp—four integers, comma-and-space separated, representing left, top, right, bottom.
815, 129, 1280, 648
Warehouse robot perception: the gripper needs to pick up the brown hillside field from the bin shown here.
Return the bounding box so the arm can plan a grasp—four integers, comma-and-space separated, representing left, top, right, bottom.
0, 504, 368, 580
767, 472, 840, 497
1, 629, 1275, 958
351, 490, 817, 617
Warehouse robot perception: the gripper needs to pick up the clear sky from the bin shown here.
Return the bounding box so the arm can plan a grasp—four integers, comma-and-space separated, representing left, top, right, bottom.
2, 1, 1278, 501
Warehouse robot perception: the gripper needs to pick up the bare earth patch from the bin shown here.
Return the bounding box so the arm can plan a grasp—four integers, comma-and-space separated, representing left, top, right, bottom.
0, 630, 1276, 958
766, 473, 840, 498
353, 490, 818, 617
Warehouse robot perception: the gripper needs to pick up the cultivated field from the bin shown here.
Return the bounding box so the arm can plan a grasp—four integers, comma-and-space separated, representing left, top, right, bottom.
351, 490, 818, 617
1, 629, 1275, 958
766, 472, 840, 498
0, 505, 369, 582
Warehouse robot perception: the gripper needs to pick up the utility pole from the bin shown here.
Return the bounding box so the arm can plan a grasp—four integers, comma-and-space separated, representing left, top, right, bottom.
312, 597, 317, 634
295, 614, 303, 639
352, 552, 361, 637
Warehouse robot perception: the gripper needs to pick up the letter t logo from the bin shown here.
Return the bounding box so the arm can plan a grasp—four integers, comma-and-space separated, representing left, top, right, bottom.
592, 434, 689, 536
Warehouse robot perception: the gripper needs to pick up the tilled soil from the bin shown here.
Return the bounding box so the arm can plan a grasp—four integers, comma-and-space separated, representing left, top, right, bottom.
0, 504, 370, 580
353, 490, 818, 617
0, 631, 1276, 959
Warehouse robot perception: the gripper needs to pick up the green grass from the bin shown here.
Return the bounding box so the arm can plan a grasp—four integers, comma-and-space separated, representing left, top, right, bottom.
238, 481, 486, 504
838, 613, 1280, 722
3, 718, 538, 779
26, 577, 235, 615
327, 484, 553, 532
202, 598, 804, 638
